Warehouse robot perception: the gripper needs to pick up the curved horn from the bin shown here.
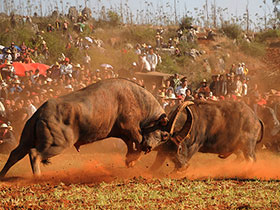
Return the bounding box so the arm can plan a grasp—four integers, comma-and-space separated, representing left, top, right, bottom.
170, 101, 194, 135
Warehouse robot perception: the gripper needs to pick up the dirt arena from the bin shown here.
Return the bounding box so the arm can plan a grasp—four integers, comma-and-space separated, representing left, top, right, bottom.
0, 138, 279, 186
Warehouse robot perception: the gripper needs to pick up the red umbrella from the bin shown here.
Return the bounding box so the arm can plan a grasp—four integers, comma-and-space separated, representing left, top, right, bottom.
30, 63, 50, 75
0, 62, 36, 77
0, 62, 50, 77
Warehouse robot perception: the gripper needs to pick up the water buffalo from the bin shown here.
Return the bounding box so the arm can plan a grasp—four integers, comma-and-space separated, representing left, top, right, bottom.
256, 105, 280, 152
143, 100, 264, 171
0, 78, 168, 177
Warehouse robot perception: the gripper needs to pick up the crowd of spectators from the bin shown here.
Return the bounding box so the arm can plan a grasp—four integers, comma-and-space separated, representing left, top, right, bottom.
0, 15, 278, 154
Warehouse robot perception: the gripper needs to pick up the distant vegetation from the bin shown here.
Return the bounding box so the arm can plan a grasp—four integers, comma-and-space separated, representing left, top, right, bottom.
0, 4, 279, 85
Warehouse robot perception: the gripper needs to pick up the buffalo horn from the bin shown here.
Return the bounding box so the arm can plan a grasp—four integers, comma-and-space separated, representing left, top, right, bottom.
170, 101, 194, 136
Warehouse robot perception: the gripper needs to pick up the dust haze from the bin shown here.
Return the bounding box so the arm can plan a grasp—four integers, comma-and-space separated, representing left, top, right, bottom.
0, 137, 279, 186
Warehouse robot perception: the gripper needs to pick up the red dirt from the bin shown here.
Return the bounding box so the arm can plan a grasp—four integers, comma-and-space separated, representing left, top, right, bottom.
0, 138, 279, 187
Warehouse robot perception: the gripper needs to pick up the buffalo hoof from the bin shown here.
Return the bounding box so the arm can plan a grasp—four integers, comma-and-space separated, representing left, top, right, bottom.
171, 164, 190, 175
125, 160, 136, 168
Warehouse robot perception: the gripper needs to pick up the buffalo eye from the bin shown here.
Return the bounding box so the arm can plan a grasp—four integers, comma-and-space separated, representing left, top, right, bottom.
161, 133, 169, 141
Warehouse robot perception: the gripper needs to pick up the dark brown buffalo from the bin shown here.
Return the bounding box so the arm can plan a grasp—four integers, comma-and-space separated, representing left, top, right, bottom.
256, 105, 280, 152
0, 78, 168, 177
143, 100, 264, 171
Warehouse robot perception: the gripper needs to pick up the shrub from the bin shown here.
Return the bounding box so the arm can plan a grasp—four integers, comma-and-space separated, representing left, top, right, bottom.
179, 16, 193, 30
121, 26, 155, 45
255, 29, 280, 42
239, 40, 266, 57
221, 23, 242, 40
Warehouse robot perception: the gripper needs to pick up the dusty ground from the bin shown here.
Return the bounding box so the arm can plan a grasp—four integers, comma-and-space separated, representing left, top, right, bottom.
0, 138, 279, 187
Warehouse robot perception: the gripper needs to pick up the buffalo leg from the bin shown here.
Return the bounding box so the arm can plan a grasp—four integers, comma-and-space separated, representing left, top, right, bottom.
0, 146, 29, 178
124, 140, 143, 167
29, 148, 41, 176
242, 141, 257, 162
149, 150, 168, 171
40, 145, 68, 161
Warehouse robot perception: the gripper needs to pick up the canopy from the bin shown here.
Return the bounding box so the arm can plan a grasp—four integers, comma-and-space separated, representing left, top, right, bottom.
30, 63, 50, 74
0, 62, 50, 76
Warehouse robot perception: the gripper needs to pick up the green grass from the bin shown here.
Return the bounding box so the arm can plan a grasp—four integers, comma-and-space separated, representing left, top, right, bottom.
0, 178, 279, 209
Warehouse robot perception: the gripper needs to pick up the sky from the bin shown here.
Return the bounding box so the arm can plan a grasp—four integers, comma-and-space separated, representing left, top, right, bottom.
1, 0, 278, 28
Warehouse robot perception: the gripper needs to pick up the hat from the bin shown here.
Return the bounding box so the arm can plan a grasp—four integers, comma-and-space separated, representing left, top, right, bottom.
96, 69, 100, 72
1, 82, 8, 87
132, 62, 137, 66
202, 79, 207, 83
41, 89, 47, 94
64, 57, 70, 62
75, 64, 81, 68
6, 49, 11, 54
65, 84, 73, 89
0, 123, 8, 128
158, 92, 165, 98
14, 80, 21, 84
46, 77, 53, 82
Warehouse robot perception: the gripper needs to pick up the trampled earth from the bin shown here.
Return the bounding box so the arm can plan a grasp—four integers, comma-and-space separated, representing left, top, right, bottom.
0, 138, 280, 209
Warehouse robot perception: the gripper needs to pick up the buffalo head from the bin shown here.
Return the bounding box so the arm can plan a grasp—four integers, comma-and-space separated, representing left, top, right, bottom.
258, 106, 280, 136
142, 101, 194, 152
141, 113, 170, 153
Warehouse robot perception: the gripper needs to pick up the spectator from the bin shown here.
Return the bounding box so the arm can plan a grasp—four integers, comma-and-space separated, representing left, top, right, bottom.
60, 57, 73, 78
146, 48, 158, 72
198, 79, 210, 98
175, 79, 190, 97
218, 74, 227, 96
138, 54, 151, 72
209, 75, 220, 96
185, 89, 194, 101
170, 73, 181, 90
227, 73, 237, 96
0, 123, 17, 154
235, 75, 243, 96
24, 99, 37, 119
31, 69, 40, 84
236, 63, 244, 78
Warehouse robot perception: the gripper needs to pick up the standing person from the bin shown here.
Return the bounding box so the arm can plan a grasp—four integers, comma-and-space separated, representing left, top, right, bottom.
198, 79, 211, 98
146, 48, 158, 72
226, 73, 237, 96
209, 75, 220, 96
138, 54, 151, 72
155, 32, 163, 48
236, 63, 244, 78
235, 75, 243, 97
218, 74, 227, 96
242, 78, 248, 96
84, 53, 91, 70
0, 123, 17, 154
170, 73, 181, 90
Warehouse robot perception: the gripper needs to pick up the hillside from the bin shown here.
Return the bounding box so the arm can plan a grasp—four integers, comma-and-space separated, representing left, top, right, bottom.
0, 15, 280, 91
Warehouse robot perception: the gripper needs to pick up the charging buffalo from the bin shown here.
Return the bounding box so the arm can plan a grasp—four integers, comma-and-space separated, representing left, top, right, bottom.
143, 100, 264, 171
0, 78, 169, 177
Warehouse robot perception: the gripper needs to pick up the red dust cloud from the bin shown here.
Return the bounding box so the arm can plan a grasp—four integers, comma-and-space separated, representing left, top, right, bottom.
0, 139, 280, 186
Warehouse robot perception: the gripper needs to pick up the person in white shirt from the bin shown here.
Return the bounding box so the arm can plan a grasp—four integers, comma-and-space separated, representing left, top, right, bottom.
175, 79, 189, 97
146, 48, 158, 71
60, 57, 73, 77
25, 99, 37, 119
138, 54, 151, 72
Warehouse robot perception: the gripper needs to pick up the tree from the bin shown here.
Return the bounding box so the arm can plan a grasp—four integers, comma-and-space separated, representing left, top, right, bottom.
107, 10, 122, 26
179, 15, 193, 30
